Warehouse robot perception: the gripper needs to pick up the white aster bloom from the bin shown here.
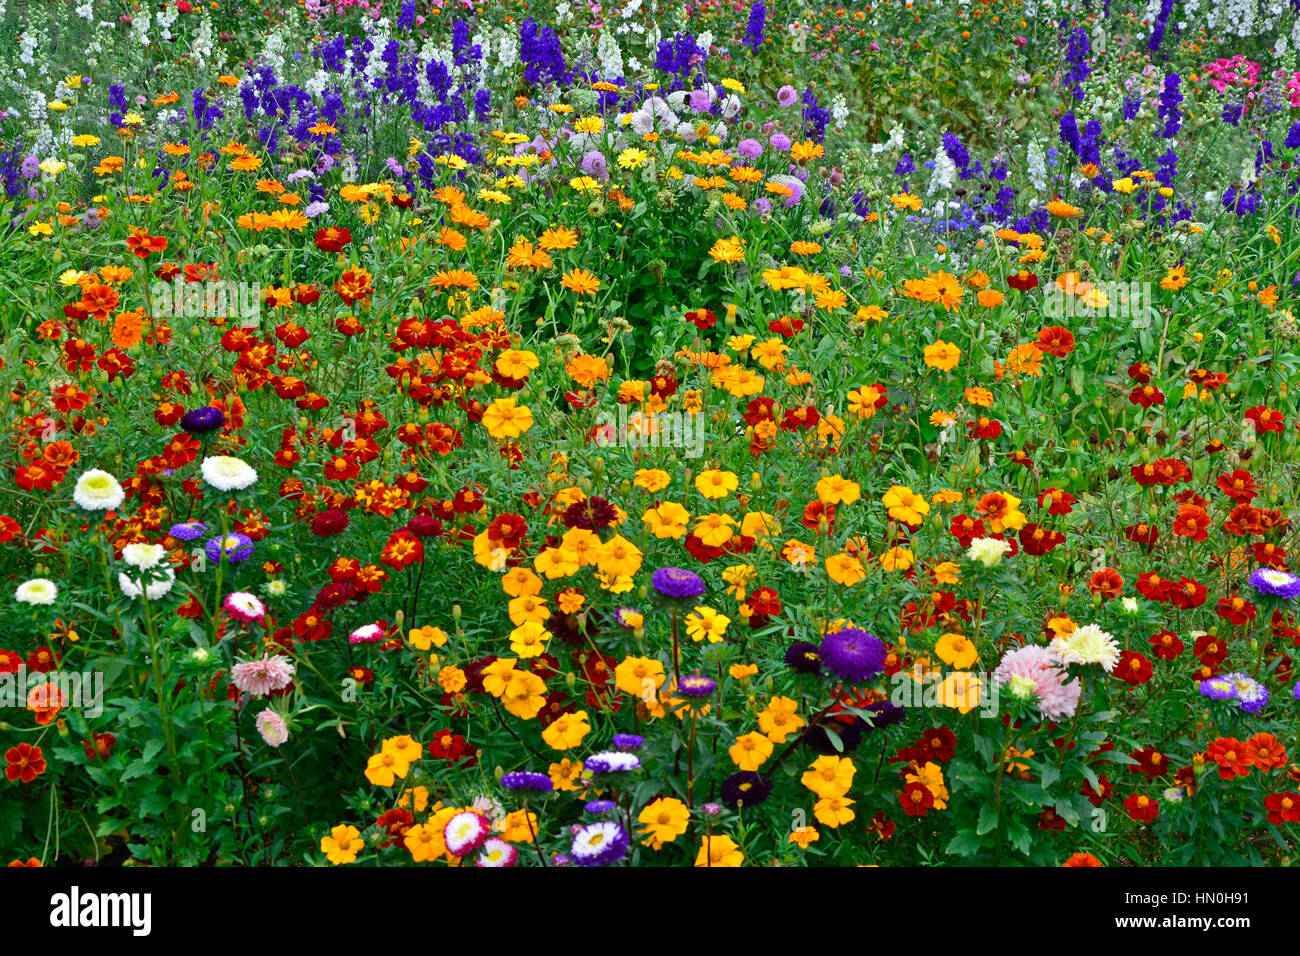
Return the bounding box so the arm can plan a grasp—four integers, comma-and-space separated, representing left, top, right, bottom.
122, 543, 166, 570
119, 568, 176, 601
1050, 623, 1121, 671
200, 455, 257, 492
73, 469, 125, 511
16, 578, 58, 606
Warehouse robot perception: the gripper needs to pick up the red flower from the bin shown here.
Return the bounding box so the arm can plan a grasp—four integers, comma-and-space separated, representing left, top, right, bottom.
1019, 523, 1065, 555
1247, 733, 1287, 770
125, 230, 168, 259
1006, 271, 1039, 291
1147, 630, 1184, 660
1114, 651, 1153, 686
82, 733, 117, 761
4, 743, 46, 783
1035, 326, 1075, 357
1216, 594, 1257, 627
1123, 793, 1159, 822
1130, 746, 1167, 779
900, 781, 934, 816
966, 417, 1003, 440
314, 226, 352, 252
1087, 567, 1124, 600
684, 307, 716, 330
1206, 737, 1255, 780
1217, 468, 1260, 504
1264, 792, 1300, 825
1062, 852, 1103, 866
1168, 576, 1208, 610
1129, 384, 1164, 408
1246, 406, 1285, 434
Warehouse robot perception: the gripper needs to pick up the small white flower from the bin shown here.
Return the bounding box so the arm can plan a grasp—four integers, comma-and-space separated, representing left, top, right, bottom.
122, 542, 166, 570
73, 469, 125, 511
15, 578, 57, 606
1120, 596, 1139, 615
966, 537, 1011, 568
199, 455, 258, 492
266, 579, 287, 597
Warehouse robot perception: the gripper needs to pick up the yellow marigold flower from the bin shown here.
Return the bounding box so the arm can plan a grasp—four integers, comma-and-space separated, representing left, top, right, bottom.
695, 834, 744, 867
481, 397, 534, 439
408, 625, 448, 650
825, 552, 867, 587
758, 696, 805, 743
924, 339, 961, 371
695, 468, 739, 499
789, 825, 820, 849
814, 794, 856, 828
542, 710, 591, 750
729, 731, 774, 771
560, 268, 600, 295
816, 474, 860, 506
935, 633, 980, 669
685, 606, 731, 643
708, 234, 746, 265
638, 797, 690, 848
801, 755, 855, 798
882, 485, 930, 524
321, 824, 364, 865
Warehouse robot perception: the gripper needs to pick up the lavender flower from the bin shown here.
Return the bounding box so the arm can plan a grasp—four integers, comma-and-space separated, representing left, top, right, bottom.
169, 520, 208, 541
584, 751, 641, 774
1199, 676, 1238, 701
205, 532, 254, 565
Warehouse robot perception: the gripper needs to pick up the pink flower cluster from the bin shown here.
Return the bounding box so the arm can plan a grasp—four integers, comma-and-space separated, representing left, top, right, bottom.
992, 644, 1081, 722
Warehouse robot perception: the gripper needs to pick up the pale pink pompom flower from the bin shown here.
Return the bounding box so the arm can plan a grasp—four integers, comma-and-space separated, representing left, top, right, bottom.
255, 709, 289, 747
231, 656, 296, 696
992, 644, 1081, 722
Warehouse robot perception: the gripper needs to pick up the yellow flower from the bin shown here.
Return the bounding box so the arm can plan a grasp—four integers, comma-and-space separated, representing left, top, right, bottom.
788, 825, 820, 849
634, 468, 671, 492
542, 710, 591, 750
695, 468, 738, 499
707, 235, 745, 264
815, 474, 860, 506
560, 267, 601, 295
905, 761, 950, 808
825, 552, 867, 587
615, 656, 666, 698
728, 731, 774, 771
643, 502, 691, 539
879, 546, 915, 572
509, 620, 550, 658
639, 797, 690, 848
813, 794, 856, 828
595, 534, 642, 577
321, 824, 364, 864
801, 755, 855, 798
481, 397, 534, 439
685, 606, 731, 643
935, 633, 980, 669
408, 625, 448, 650
758, 696, 804, 742
729, 662, 759, 680
882, 485, 930, 524
694, 512, 738, 547
695, 834, 744, 867
935, 672, 983, 715
923, 340, 961, 371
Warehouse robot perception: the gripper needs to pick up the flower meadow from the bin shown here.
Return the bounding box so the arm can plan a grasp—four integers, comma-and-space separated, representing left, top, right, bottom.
4, 0, 1300, 871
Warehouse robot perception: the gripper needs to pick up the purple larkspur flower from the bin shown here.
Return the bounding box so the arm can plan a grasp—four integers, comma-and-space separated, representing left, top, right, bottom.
676, 675, 716, 698
1249, 568, 1300, 600
570, 821, 629, 866
205, 532, 254, 564
652, 567, 705, 599
612, 734, 643, 751
180, 406, 226, 434
501, 771, 554, 792
818, 627, 886, 682
169, 520, 208, 541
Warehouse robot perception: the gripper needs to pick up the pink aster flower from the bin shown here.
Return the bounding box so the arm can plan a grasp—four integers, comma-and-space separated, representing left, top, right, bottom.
255, 708, 289, 747
992, 644, 1081, 721
348, 623, 384, 645
230, 655, 296, 696
223, 590, 266, 624
443, 810, 491, 857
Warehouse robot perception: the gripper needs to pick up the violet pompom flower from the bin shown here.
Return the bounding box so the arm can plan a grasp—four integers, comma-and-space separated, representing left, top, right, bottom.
501, 771, 554, 792
180, 406, 226, 434
570, 821, 629, 866
818, 628, 886, 682
205, 532, 254, 564
1249, 568, 1300, 600
584, 799, 618, 814
1220, 672, 1269, 714
169, 520, 208, 541
652, 567, 705, 600
676, 674, 717, 698
785, 641, 822, 674
612, 733, 644, 750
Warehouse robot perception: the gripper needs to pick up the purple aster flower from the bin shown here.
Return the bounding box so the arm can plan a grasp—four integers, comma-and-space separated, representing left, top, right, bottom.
180, 406, 226, 434
205, 532, 254, 565
570, 821, 629, 866
721, 771, 772, 808
753, 196, 773, 216
169, 520, 208, 541
1199, 676, 1238, 701
612, 734, 644, 751
501, 771, 554, 792
1220, 672, 1269, 714
584, 799, 618, 814
1293, 680, 1300, 701
1249, 568, 1300, 600
699, 802, 724, 817
819, 627, 886, 682
652, 567, 705, 599
676, 675, 716, 698
785, 641, 822, 675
